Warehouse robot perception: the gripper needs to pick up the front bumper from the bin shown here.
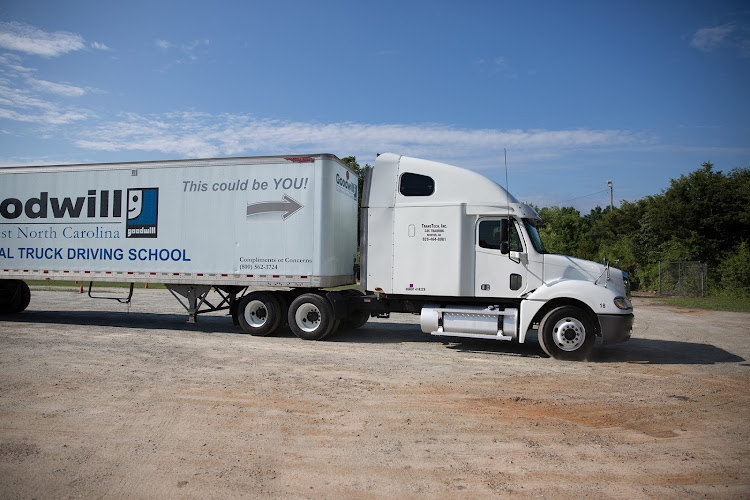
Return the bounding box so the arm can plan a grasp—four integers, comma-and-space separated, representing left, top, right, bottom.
597, 313, 634, 345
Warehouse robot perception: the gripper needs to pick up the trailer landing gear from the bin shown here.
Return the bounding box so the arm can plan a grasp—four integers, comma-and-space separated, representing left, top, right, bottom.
166, 285, 243, 323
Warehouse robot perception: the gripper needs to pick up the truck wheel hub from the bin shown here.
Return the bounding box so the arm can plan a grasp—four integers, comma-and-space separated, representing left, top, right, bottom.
244, 300, 268, 327
296, 303, 322, 332
552, 317, 585, 351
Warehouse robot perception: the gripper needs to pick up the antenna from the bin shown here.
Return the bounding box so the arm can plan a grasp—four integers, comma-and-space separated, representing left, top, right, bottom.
504, 149, 515, 261
505, 147, 510, 231
504, 148, 509, 197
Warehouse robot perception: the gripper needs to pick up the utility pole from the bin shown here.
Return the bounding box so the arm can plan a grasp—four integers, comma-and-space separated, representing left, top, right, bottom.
607, 180, 613, 212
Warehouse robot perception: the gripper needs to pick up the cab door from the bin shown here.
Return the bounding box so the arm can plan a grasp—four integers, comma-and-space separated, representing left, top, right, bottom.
474, 218, 529, 298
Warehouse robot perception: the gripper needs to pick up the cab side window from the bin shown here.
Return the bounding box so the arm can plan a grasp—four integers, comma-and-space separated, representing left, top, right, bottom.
509, 225, 523, 252
399, 173, 434, 196
479, 220, 503, 250
478, 220, 523, 252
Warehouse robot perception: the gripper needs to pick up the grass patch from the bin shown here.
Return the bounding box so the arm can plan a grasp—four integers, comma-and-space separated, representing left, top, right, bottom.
326, 283, 362, 292
661, 295, 750, 313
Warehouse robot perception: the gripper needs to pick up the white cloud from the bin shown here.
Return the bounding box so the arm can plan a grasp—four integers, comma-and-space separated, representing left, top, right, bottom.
74, 112, 651, 164
0, 21, 85, 57
0, 29, 93, 126
690, 23, 750, 57
474, 55, 517, 78
155, 38, 210, 63
0, 53, 34, 78
0, 79, 91, 125
0, 106, 88, 125
91, 41, 111, 51
29, 78, 86, 97
691, 24, 735, 52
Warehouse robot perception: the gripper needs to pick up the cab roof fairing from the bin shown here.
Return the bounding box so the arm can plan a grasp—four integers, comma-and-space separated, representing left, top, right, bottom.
375, 153, 541, 223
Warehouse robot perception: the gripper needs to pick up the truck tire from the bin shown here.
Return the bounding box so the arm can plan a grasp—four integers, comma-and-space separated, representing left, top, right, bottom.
340, 310, 370, 331
0, 280, 31, 314
275, 293, 289, 328
339, 289, 369, 330
237, 292, 282, 336
538, 306, 595, 361
288, 293, 337, 340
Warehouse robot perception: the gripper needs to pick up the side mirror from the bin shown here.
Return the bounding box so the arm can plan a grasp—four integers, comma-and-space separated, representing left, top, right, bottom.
500, 219, 510, 254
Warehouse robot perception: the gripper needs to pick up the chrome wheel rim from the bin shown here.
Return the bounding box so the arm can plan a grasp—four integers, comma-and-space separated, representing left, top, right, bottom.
552, 316, 586, 351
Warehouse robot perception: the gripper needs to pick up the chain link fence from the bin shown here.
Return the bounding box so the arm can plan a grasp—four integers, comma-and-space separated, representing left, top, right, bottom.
658, 261, 707, 296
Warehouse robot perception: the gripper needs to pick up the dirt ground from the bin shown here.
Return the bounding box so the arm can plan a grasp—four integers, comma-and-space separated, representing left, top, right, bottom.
0, 289, 748, 499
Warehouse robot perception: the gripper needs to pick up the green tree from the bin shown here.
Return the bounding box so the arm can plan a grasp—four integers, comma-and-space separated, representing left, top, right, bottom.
535, 162, 749, 292
537, 206, 584, 257
718, 241, 750, 296
340, 156, 371, 244
643, 162, 747, 266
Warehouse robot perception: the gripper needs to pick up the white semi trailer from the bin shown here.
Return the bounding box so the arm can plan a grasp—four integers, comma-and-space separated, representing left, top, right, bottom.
0, 153, 633, 360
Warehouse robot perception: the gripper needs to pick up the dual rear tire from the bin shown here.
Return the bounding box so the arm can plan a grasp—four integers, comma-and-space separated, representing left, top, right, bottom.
287, 293, 339, 340
0, 280, 31, 314
237, 292, 284, 337
237, 291, 356, 341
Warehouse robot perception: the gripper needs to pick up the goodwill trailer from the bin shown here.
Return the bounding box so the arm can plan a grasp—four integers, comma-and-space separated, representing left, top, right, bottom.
0, 153, 633, 360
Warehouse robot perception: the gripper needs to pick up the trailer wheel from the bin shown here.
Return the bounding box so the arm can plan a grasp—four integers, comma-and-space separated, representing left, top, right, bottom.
237, 292, 282, 336
0, 280, 31, 314
288, 293, 336, 340
539, 306, 595, 361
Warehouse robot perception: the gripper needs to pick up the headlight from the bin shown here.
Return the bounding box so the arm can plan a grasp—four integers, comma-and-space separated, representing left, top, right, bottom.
614, 296, 632, 310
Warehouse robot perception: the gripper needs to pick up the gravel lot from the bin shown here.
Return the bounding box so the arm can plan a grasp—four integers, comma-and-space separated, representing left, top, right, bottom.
1, 288, 749, 498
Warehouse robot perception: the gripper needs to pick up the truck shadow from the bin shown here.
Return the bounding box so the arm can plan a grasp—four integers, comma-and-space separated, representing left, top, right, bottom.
593, 337, 745, 365
4, 309, 237, 334
331, 323, 545, 357
4, 311, 745, 365
443, 335, 745, 365
334, 325, 745, 365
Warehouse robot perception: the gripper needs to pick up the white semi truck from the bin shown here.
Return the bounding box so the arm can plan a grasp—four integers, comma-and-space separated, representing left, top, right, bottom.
0, 153, 633, 360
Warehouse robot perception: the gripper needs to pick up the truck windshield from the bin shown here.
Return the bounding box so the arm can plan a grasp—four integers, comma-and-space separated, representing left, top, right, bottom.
524, 220, 545, 253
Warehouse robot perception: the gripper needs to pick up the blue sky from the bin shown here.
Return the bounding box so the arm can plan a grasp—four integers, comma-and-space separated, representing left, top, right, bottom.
0, 0, 748, 211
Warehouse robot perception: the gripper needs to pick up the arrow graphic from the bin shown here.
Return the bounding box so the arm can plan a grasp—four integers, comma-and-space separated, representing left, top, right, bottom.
246, 194, 303, 220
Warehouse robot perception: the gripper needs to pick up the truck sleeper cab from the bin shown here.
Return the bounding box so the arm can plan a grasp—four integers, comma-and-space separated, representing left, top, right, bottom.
358, 153, 633, 360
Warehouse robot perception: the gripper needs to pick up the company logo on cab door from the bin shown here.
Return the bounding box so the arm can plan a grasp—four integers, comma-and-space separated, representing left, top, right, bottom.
126, 188, 159, 238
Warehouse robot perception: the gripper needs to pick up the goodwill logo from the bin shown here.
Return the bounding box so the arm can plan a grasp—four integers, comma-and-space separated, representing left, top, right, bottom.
336, 170, 358, 199
126, 188, 159, 238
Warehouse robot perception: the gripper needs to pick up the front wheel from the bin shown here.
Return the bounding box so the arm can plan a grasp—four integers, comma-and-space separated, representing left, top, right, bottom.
538, 306, 596, 361
288, 293, 337, 340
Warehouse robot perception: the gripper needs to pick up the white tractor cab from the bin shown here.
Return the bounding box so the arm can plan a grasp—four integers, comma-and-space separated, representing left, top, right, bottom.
357, 153, 633, 360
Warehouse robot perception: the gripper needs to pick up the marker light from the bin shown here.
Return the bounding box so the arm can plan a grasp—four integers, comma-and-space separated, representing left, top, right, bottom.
613, 296, 633, 310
